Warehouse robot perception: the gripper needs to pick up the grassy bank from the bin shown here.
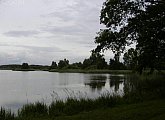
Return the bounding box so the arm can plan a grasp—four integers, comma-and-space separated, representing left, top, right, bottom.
49, 69, 165, 74
9, 68, 165, 75
1, 74, 165, 120
43, 99, 165, 120
49, 69, 132, 74
1, 99, 165, 120
10, 68, 132, 74
12, 69, 36, 71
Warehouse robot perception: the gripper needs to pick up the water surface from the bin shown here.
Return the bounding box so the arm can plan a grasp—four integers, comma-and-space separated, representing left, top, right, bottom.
0, 70, 125, 111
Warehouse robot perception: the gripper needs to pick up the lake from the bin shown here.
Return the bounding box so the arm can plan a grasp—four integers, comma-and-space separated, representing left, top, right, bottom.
0, 70, 125, 111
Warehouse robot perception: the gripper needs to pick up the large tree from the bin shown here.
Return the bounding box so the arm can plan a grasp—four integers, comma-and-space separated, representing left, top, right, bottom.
95, 0, 165, 73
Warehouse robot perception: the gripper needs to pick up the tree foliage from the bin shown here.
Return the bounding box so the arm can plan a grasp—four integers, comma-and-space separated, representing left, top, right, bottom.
82, 51, 107, 69
69, 62, 82, 69
21, 63, 29, 69
50, 61, 57, 69
95, 0, 165, 73
123, 48, 138, 70
58, 59, 69, 69
109, 58, 126, 70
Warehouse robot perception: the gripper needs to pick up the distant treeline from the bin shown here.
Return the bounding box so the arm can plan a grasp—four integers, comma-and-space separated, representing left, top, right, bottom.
49, 51, 165, 71
1, 51, 163, 73
0, 50, 165, 71
0, 64, 50, 71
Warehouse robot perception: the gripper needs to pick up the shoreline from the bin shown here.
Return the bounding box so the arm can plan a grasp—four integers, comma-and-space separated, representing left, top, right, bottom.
6, 69, 132, 74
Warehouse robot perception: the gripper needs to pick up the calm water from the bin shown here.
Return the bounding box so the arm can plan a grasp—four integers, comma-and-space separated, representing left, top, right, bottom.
0, 70, 125, 111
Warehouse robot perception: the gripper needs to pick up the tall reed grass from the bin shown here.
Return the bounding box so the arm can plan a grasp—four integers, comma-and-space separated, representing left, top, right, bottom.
0, 108, 14, 120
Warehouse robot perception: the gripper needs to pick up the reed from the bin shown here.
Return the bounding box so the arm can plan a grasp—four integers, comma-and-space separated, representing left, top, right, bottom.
0, 107, 15, 120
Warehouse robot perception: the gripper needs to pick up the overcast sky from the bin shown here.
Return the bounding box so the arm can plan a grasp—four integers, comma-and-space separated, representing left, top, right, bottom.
0, 0, 113, 65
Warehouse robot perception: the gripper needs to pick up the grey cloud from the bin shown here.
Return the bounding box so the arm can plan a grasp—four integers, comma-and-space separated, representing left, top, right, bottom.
0, 44, 70, 65
42, 0, 101, 23
0, 0, 104, 65
42, 34, 95, 47
41, 0, 102, 35
4, 30, 40, 37
41, 9, 76, 22
0, 53, 26, 65
20, 45, 68, 53
42, 25, 91, 36
0, 43, 68, 53
68, 36, 95, 47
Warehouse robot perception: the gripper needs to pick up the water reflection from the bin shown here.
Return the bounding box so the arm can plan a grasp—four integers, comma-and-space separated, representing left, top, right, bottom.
109, 75, 124, 92
84, 74, 125, 93
84, 75, 107, 92
0, 70, 126, 112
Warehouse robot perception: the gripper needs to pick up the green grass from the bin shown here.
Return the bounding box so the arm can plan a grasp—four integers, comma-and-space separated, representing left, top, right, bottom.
16, 94, 122, 119
15, 99, 165, 120
54, 99, 165, 120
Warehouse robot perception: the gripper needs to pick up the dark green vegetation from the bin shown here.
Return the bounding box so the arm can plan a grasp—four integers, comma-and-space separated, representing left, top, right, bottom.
0, 74, 165, 120
2, 100, 165, 120
0, 64, 50, 71
49, 69, 132, 74
123, 48, 138, 70
21, 100, 165, 120
54, 100, 165, 120
95, 0, 165, 73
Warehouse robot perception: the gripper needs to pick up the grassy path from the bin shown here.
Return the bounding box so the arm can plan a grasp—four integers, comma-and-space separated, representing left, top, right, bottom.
26, 99, 165, 120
